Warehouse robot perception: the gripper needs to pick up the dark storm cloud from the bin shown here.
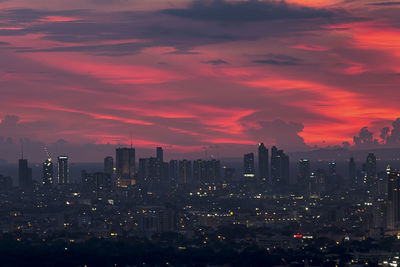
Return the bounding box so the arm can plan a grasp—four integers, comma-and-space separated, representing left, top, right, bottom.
353, 127, 378, 146
368, 2, 400, 6
246, 119, 309, 151
17, 42, 149, 56
162, 0, 334, 22
0, 8, 88, 23
0, 4, 354, 55
204, 59, 229, 65
252, 54, 303, 66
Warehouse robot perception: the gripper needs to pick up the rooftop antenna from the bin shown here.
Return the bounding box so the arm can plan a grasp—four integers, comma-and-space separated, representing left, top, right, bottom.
21, 141, 24, 159
130, 133, 133, 148
44, 145, 51, 159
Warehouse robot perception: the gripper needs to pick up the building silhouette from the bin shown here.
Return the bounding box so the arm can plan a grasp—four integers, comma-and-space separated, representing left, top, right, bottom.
298, 159, 310, 194
19, 158, 32, 191
271, 146, 289, 187
116, 147, 135, 187
178, 160, 192, 185
349, 157, 357, 187
104, 156, 113, 177
258, 143, 268, 183
365, 153, 377, 187
57, 156, 69, 185
243, 153, 255, 180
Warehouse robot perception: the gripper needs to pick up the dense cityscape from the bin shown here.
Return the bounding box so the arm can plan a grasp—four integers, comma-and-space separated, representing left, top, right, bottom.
0, 144, 399, 265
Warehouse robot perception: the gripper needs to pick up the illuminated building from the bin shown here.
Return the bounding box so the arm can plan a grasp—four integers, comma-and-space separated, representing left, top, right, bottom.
43, 157, 54, 186
57, 156, 69, 184
271, 146, 289, 187
243, 153, 255, 179
116, 147, 135, 187
365, 153, 377, 187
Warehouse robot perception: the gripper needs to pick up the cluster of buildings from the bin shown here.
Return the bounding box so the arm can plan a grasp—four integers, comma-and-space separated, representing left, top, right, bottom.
2, 143, 400, 264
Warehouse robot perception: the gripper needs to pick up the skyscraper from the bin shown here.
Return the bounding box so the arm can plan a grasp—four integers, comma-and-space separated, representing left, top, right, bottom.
243, 153, 255, 179
156, 147, 163, 162
298, 159, 310, 195
178, 160, 192, 185
193, 159, 206, 183
43, 157, 54, 187
104, 156, 114, 176
349, 157, 357, 187
19, 158, 32, 191
258, 143, 268, 183
271, 146, 290, 187
169, 160, 179, 187
365, 153, 377, 187
116, 147, 135, 187
327, 162, 338, 189
57, 156, 69, 185
387, 168, 400, 229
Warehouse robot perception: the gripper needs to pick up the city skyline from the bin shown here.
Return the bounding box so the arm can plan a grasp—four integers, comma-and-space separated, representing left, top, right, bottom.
1, 0, 400, 162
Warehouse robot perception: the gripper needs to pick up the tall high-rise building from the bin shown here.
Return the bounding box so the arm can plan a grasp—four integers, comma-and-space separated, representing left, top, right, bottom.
258, 143, 268, 183
327, 162, 338, 189
57, 156, 69, 185
193, 159, 206, 183
178, 160, 192, 185
243, 153, 255, 179
43, 157, 54, 187
116, 147, 135, 187
349, 157, 357, 187
387, 167, 400, 229
156, 147, 163, 163
365, 153, 377, 187
298, 159, 310, 194
19, 158, 32, 191
169, 160, 179, 187
271, 146, 290, 187
104, 156, 114, 176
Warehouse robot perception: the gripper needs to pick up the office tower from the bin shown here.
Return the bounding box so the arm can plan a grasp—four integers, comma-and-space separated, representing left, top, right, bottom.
298, 159, 310, 194
156, 147, 163, 163
116, 147, 135, 187
155, 147, 164, 183
43, 157, 54, 186
193, 159, 206, 183
178, 160, 192, 185
327, 162, 338, 189
19, 158, 32, 191
206, 159, 220, 183
365, 153, 377, 187
57, 156, 69, 185
309, 169, 326, 197
387, 168, 400, 229
169, 160, 179, 187
104, 156, 114, 176
243, 153, 255, 179
349, 157, 357, 187
271, 146, 290, 187
258, 143, 268, 183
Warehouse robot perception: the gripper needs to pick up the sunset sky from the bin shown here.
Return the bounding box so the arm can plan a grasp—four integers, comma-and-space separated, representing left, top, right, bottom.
1, 0, 400, 162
